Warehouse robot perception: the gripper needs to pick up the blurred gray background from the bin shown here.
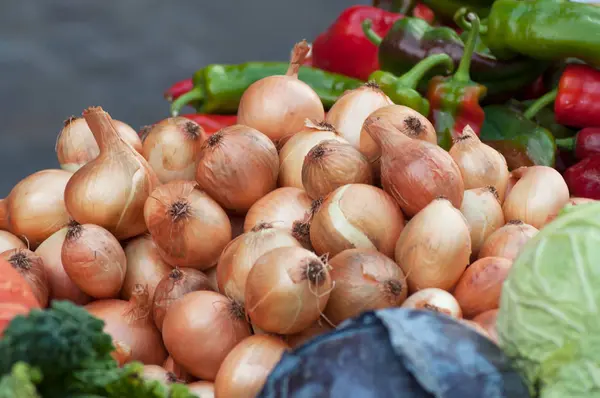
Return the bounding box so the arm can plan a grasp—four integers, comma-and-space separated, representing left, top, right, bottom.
0, 0, 364, 195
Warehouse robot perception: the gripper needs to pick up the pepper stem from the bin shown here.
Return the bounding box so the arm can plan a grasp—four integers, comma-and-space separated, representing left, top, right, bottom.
362, 20, 383, 46
523, 88, 558, 120
555, 137, 575, 152
454, 9, 488, 35
396, 54, 454, 90
170, 87, 204, 117
453, 10, 480, 83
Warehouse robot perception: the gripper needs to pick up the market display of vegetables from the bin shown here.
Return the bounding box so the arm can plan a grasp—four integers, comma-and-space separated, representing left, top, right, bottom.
2, 1, 600, 397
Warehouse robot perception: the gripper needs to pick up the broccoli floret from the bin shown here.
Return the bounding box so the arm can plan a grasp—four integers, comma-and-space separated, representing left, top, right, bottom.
0, 362, 42, 398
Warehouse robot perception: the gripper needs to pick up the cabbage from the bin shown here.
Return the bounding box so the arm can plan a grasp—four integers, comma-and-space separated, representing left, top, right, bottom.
497, 202, 600, 397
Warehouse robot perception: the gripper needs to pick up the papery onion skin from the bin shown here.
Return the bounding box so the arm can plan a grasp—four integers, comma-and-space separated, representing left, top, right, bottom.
214, 335, 288, 398
285, 318, 334, 348
142, 365, 178, 385
453, 256, 513, 319
478, 220, 538, 261
162, 290, 251, 380
401, 288, 462, 319
473, 309, 499, 344
187, 381, 215, 398
0, 231, 25, 253
1, 248, 50, 307
324, 249, 407, 325
395, 198, 471, 292
310, 184, 404, 258
142, 117, 206, 183
460, 187, 505, 258
144, 180, 231, 269
246, 246, 332, 335
163, 356, 195, 383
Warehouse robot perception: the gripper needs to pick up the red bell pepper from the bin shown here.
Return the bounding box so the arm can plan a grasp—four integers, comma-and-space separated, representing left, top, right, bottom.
556, 128, 600, 160
312, 6, 402, 81
181, 114, 237, 134
413, 3, 435, 24
164, 78, 194, 101
564, 155, 600, 200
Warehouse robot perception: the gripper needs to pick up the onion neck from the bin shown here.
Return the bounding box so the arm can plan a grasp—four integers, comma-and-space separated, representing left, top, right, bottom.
363, 117, 409, 151
0, 199, 8, 230
82, 106, 129, 153
286, 40, 310, 78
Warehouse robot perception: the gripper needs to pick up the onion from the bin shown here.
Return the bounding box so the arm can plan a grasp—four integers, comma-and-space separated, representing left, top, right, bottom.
1, 248, 49, 307
401, 288, 462, 319
395, 198, 471, 291
34, 228, 91, 304
326, 82, 392, 152
310, 184, 404, 258
278, 120, 348, 189
187, 382, 215, 398
449, 126, 510, 202
56, 116, 142, 172
142, 365, 178, 385
162, 290, 251, 380
0, 231, 25, 253
472, 309, 499, 344
0, 169, 72, 248
121, 235, 172, 301
285, 318, 334, 348
301, 140, 373, 199
152, 267, 212, 331
237, 40, 324, 142
363, 116, 464, 217
142, 117, 206, 183
460, 187, 505, 257
214, 335, 288, 398
64, 107, 159, 240
61, 221, 126, 299
547, 197, 597, 223
453, 256, 512, 318
144, 180, 231, 269
85, 284, 167, 365
324, 249, 407, 325
478, 220, 538, 261
246, 246, 332, 334
217, 223, 301, 304
163, 356, 195, 383
502, 166, 570, 229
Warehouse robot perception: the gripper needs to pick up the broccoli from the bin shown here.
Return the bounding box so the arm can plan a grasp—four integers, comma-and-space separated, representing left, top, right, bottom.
0, 363, 42, 398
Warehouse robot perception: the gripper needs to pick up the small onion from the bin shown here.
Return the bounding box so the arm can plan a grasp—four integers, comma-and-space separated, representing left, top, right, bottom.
163, 356, 195, 383
472, 309, 499, 344
478, 220, 538, 261
246, 246, 332, 335
324, 249, 407, 325
0, 231, 25, 253
401, 288, 462, 319
460, 187, 505, 257
310, 184, 404, 258
395, 198, 471, 292
285, 318, 334, 348
1, 248, 49, 307
214, 335, 288, 398
162, 290, 251, 380
187, 382, 215, 398
142, 365, 178, 385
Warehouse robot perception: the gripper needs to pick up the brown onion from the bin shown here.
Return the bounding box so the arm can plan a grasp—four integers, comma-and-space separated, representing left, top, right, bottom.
547, 197, 596, 223
152, 267, 212, 331
162, 290, 251, 380
144, 180, 231, 269
163, 356, 195, 383
64, 107, 160, 240
215, 335, 288, 398
187, 382, 215, 398
1, 248, 49, 307
395, 198, 471, 291
324, 249, 407, 325
364, 116, 464, 217
0, 231, 25, 253
472, 309, 499, 344
478, 220, 538, 261
401, 288, 462, 319
237, 41, 324, 142
142, 117, 206, 183
310, 184, 404, 258
86, 284, 167, 365
142, 365, 178, 385
56, 116, 142, 172
460, 187, 505, 257
285, 318, 334, 348
301, 140, 373, 199
61, 221, 126, 299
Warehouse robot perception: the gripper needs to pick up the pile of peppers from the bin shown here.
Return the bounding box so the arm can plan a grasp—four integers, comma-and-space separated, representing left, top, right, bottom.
162, 0, 600, 199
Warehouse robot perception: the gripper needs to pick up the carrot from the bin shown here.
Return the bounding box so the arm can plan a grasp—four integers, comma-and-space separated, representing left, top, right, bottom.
0, 257, 40, 336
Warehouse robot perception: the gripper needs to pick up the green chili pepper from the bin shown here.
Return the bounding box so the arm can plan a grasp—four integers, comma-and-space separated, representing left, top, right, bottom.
421, 0, 491, 22
507, 99, 576, 140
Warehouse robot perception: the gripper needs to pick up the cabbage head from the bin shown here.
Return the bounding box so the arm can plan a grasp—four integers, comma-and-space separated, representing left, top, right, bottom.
497, 202, 600, 398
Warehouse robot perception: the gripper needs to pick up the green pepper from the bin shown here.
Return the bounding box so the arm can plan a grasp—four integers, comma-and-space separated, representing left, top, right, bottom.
507, 99, 576, 140
421, 0, 491, 22
170, 63, 363, 116
368, 53, 454, 116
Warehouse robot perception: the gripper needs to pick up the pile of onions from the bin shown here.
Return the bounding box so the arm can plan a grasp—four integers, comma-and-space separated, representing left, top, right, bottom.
310, 184, 404, 258
301, 140, 373, 199
56, 116, 142, 172
395, 198, 471, 291
152, 267, 212, 330
401, 288, 462, 319
324, 249, 407, 325
121, 235, 172, 300
1, 248, 49, 307
162, 290, 251, 380
502, 166, 570, 229
285, 318, 333, 348
364, 116, 464, 217
453, 256, 512, 318
449, 126, 510, 202
0, 231, 25, 253
237, 40, 324, 142
217, 223, 301, 304
473, 309, 499, 343
460, 187, 505, 257
144, 180, 231, 269
0, 169, 72, 248
195, 125, 279, 213
215, 335, 288, 398
64, 107, 159, 240
61, 221, 126, 299
478, 220, 538, 261
86, 284, 167, 365
141, 117, 206, 183
246, 246, 332, 334
163, 356, 195, 383
142, 365, 178, 385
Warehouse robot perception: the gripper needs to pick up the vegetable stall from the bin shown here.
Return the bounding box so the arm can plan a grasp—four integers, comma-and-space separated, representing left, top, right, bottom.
2, 1, 600, 397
